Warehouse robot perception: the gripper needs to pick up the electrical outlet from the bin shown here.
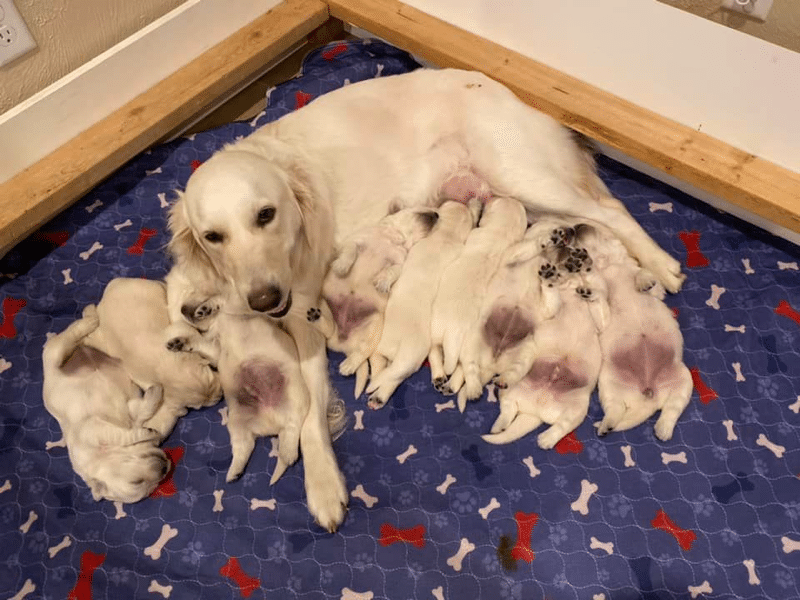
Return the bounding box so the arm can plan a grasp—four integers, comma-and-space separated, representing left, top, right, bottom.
0, 0, 36, 67
721, 0, 774, 22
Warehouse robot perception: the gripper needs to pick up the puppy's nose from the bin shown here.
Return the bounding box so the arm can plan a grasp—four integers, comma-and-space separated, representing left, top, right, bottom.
248, 285, 282, 312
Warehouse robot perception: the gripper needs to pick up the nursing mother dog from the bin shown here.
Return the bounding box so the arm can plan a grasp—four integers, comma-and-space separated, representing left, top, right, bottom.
166, 68, 685, 532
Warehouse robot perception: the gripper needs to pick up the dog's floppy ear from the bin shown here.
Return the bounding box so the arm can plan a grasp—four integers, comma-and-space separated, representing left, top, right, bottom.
167, 191, 220, 278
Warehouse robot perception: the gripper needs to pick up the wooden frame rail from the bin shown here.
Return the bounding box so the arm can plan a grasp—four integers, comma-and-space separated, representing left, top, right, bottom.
2, 0, 799, 258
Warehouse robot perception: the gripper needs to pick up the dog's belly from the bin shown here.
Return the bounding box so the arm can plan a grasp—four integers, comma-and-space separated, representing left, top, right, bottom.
521, 357, 589, 420
483, 306, 533, 356
326, 294, 378, 342
233, 360, 285, 409
610, 334, 676, 397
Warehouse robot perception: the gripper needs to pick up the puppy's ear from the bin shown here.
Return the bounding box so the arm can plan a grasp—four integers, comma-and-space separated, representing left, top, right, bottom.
167, 191, 219, 278
86, 478, 107, 502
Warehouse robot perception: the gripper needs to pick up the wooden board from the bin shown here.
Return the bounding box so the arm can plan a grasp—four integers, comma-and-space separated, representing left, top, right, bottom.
328, 0, 800, 234
0, 0, 329, 257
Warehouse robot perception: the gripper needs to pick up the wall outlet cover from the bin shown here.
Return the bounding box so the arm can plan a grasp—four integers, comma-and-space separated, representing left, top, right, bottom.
0, 0, 36, 67
721, 0, 774, 22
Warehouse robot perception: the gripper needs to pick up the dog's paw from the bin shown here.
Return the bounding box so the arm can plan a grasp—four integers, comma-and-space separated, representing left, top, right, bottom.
492, 374, 509, 390
576, 286, 593, 300
367, 393, 388, 410
225, 468, 243, 483
432, 376, 449, 394
339, 355, 361, 377
594, 419, 614, 437
538, 262, 557, 280
306, 468, 348, 533
194, 301, 218, 320
550, 226, 574, 248
537, 429, 561, 450
306, 307, 321, 322
81, 304, 100, 326
654, 418, 676, 442
166, 337, 189, 352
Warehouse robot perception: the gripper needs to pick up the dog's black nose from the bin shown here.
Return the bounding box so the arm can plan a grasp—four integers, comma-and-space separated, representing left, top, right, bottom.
248, 285, 282, 312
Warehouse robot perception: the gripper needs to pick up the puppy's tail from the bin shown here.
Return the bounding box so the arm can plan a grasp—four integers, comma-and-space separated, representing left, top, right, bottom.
42, 305, 101, 371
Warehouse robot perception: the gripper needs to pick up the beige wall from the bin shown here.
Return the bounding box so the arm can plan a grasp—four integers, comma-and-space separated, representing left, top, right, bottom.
657, 0, 800, 53
0, 0, 187, 115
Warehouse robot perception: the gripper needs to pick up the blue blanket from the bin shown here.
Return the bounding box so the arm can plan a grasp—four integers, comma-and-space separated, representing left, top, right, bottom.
1, 39, 798, 600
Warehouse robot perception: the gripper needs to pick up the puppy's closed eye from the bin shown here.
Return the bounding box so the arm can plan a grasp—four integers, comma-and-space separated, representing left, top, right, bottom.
256, 206, 276, 226
204, 231, 224, 243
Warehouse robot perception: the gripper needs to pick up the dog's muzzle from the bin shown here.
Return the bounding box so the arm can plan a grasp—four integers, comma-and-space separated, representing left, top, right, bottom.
248, 285, 284, 313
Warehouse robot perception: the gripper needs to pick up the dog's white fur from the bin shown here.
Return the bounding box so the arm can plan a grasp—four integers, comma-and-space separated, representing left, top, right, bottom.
85, 278, 223, 438
429, 196, 528, 384
482, 258, 606, 449
165, 296, 311, 485
323, 206, 440, 397
455, 226, 563, 410
166, 68, 685, 529
583, 227, 694, 441
366, 201, 480, 408
42, 305, 169, 503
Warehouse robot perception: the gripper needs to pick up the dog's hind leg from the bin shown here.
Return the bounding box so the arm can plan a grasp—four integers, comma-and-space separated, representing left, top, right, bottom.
536, 396, 590, 450
129, 384, 164, 427
42, 304, 100, 370
444, 365, 465, 397
482, 413, 542, 444
226, 427, 256, 483
653, 366, 693, 441
330, 241, 360, 277
366, 345, 425, 409
353, 362, 369, 398
428, 344, 448, 393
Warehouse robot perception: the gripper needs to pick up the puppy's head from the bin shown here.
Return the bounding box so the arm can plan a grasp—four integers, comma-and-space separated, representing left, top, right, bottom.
84, 445, 169, 503
383, 206, 439, 246
169, 150, 311, 317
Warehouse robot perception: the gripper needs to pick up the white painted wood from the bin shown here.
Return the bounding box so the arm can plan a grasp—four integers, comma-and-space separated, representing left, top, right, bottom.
0, 0, 281, 184
403, 0, 800, 175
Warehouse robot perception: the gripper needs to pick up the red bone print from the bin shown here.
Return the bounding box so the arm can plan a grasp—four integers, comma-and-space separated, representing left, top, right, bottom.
220, 557, 260, 598
33, 230, 69, 247
68, 550, 106, 600
0, 297, 26, 339
127, 228, 158, 255
322, 42, 348, 60
191, 160, 203, 172
295, 91, 313, 110
554, 431, 583, 455
379, 523, 426, 548
651, 509, 697, 551
690, 367, 718, 405
511, 511, 539, 562
678, 231, 709, 268
775, 300, 800, 326
149, 446, 184, 498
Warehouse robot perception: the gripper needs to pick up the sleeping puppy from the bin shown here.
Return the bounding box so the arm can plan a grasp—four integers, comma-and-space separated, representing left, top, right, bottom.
366, 200, 480, 408
42, 305, 169, 503
85, 278, 223, 439
323, 206, 440, 397
456, 225, 563, 410
166, 292, 311, 484
429, 196, 528, 389
583, 226, 693, 441
482, 241, 607, 449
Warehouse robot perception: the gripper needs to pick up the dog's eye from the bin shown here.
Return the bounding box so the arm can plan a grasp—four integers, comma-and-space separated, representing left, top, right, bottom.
204, 231, 223, 243
256, 206, 276, 227
131, 478, 145, 486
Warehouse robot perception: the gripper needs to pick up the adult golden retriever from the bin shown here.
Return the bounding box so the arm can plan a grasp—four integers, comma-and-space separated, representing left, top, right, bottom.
167, 68, 684, 531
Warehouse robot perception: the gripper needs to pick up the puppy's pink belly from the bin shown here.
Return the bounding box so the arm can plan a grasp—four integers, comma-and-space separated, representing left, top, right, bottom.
610, 335, 676, 396
233, 360, 284, 409
326, 294, 378, 341
524, 359, 587, 395
483, 306, 533, 356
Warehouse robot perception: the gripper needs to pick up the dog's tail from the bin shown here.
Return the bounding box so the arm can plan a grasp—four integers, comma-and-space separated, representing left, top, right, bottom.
570, 130, 611, 199
42, 305, 101, 372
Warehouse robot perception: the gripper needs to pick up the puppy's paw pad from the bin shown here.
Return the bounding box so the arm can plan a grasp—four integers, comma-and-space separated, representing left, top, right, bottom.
538, 263, 557, 280
576, 286, 593, 299
537, 431, 560, 450
306, 307, 321, 322
654, 421, 675, 442
166, 337, 188, 352
432, 376, 448, 393
550, 227, 574, 247
367, 395, 387, 410
194, 302, 217, 320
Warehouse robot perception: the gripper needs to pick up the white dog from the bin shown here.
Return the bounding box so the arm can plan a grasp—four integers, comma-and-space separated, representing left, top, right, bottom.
584, 228, 693, 441
481, 264, 606, 448
429, 196, 528, 388
366, 200, 480, 408
86, 278, 223, 439
42, 305, 169, 503
166, 68, 684, 529
323, 205, 440, 397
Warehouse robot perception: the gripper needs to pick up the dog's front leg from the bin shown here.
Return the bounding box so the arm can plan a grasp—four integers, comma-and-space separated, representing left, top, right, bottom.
285, 315, 348, 532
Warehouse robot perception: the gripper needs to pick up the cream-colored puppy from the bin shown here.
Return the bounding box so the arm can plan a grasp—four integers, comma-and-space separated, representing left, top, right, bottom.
42, 305, 169, 503
323, 206, 440, 397
429, 197, 528, 389
482, 257, 607, 449
586, 228, 693, 441
366, 200, 480, 408
86, 278, 223, 439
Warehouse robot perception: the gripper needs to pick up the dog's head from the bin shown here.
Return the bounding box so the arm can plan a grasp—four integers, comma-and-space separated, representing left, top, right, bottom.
168, 148, 321, 317
383, 206, 439, 247
82, 443, 169, 503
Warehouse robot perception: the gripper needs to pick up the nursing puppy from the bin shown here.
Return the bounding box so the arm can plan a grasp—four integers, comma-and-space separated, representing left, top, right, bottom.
166, 296, 312, 484
366, 200, 480, 408
482, 247, 607, 449
323, 206, 440, 397
42, 305, 169, 503
455, 226, 563, 410
429, 196, 528, 387
86, 278, 222, 439
584, 227, 693, 441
